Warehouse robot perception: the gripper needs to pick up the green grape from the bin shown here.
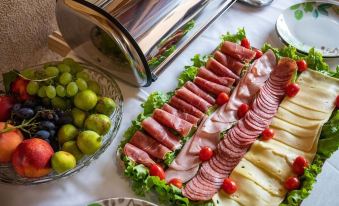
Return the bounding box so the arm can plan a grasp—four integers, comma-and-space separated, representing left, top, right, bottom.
73, 63, 83, 73
21, 69, 35, 79
56, 85, 66, 97
46, 85, 57, 99
59, 72, 72, 85
76, 71, 90, 81
51, 97, 69, 110
58, 63, 71, 73
66, 82, 78, 97
38, 86, 47, 97
75, 78, 87, 91
87, 80, 101, 95
45, 66, 59, 77
62, 58, 75, 66
26, 81, 39, 95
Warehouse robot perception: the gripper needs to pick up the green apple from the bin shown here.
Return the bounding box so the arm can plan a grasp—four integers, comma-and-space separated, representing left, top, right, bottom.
51, 151, 76, 174
74, 90, 97, 111
77, 130, 102, 155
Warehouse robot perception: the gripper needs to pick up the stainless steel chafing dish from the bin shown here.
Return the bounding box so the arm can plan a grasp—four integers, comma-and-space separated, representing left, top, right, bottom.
56, 0, 236, 87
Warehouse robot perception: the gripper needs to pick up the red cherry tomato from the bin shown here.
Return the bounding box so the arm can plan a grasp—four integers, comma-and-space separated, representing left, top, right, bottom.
296, 59, 308, 72
261, 128, 275, 141
336, 95, 339, 108
237, 103, 249, 119
284, 176, 300, 191
149, 164, 165, 180
292, 156, 309, 175
254, 48, 263, 59
286, 83, 300, 97
199, 146, 213, 161
222, 178, 237, 194
168, 178, 183, 189
240, 38, 251, 49
216, 92, 230, 106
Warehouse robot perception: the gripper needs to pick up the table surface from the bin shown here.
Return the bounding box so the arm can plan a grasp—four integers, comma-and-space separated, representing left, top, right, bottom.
1, 0, 339, 205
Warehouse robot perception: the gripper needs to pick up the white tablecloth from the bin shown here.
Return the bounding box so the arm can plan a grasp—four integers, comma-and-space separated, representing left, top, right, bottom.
1, 0, 339, 205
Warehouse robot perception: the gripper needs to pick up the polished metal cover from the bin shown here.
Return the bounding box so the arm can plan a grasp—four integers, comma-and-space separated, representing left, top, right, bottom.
56, 0, 236, 87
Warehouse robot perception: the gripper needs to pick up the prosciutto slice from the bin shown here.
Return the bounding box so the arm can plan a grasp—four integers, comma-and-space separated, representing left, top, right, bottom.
162, 103, 200, 125
214, 51, 244, 76
169, 96, 205, 118
153, 108, 194, 137
175, 87, 211, 112
130, 131, 171, 160
194, 77, 231, 96
141, 117, 181, 150
197, 67, 235, 87
184, 81, 215, 104
123, 143, 155, 168
206, 58, 239, 80
182, 57, 296, 201
220, 41, 256, 62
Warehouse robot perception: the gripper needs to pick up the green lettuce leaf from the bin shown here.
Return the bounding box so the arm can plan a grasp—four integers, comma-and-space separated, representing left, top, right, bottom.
178, 66, 199, 87
221, 27, 246, 43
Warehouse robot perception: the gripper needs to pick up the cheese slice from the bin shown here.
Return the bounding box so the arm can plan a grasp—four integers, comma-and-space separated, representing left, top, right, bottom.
275, 107, 324, 128
280, 100, 329, 121
271, 117, 321, 138
213, 193, 243, 206
297, 70, 339, 92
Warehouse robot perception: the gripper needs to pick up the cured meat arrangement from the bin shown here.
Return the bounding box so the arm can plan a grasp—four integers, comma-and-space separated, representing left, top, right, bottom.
118, 29, 339, 206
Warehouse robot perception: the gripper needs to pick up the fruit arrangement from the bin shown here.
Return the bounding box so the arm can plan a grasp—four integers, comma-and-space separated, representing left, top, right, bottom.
0, 58, 121, 181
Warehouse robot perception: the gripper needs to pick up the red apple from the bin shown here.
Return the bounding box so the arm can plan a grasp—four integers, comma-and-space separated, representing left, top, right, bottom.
0, 122, 24, 163
0, 96, 15, 122
12, 138, 54, 178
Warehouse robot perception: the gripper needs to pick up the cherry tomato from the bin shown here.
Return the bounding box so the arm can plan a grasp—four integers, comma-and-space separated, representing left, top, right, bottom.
237, 103, 249, 119
240, 38, 251, 49
168, 178, 183, 189
296, 59, 308, 72
199, 146, 213, 161
149, 164, 165, 180
284, 176, 300, 191
292, 156, 309, 175
254, 48, 263, 59
261, 128, 274, 141
336, 95, 339, 108
286, 83, 300, 97
216, 92, 229, 106
222, 178, 237, 194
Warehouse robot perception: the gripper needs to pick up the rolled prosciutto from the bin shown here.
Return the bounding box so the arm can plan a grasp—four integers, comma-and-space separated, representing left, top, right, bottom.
214, 51, 244, 76
162, 103, 200, 125
153, 108, 194, 137
194, 77, 230, 96
197, 67, 235, 87
123, 143, 155, 168
206, 58, 239, 80
169, 96, 205, 118
130, 131, 171, 160
175, 87, 211, 112
141, 117, 181, 151
184, 81, 215, 104
220, 41, 256, 62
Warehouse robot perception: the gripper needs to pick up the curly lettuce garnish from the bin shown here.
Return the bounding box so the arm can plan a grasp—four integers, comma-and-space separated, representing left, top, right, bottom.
221, 27, 246, 43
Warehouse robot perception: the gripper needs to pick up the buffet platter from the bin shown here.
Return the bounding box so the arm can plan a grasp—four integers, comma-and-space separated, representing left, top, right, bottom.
117, 29, 339, 206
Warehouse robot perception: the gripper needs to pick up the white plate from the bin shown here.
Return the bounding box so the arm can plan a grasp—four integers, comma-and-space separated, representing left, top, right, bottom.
88, 198, 157, 206
276, 1, 339, 57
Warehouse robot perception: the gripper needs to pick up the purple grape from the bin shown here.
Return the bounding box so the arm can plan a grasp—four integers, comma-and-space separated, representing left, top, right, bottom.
16, 108, 34, 119
12, 104, 21, 112
39, 121, 56, 130
57, 116, 73, 125
35, 130, 50, 139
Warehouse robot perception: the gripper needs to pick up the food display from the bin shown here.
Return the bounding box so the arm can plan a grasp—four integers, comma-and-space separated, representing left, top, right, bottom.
117, 29, 339, 205
0, 59, 122, 183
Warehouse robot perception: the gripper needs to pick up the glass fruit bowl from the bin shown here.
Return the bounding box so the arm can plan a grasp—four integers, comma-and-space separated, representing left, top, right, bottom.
0, 61, 123, 185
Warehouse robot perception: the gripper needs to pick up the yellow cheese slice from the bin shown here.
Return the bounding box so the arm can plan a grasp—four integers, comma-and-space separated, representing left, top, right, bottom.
275, 107, 324, 128
233, 159, 286, 197
297, 70, 339, 92
280, 100, 329, 121
213, 193, 243, 206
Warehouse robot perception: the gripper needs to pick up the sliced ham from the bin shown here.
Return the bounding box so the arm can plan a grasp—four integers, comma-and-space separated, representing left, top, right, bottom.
169, 96, 205, 118
214, 51, 244, 76
184, 81, 215, 104
206, 58, 239, 80
162, 103, 200, 125
194, 77, 231, 96
141, 117, 181, 151
220, 41, 256, 62
182, 57, 296, 201
197, 67, 235, 87
123, 143, 155, 168
130, 131, 171, 160
153, 108, 194, 137
175, 87, 211, 112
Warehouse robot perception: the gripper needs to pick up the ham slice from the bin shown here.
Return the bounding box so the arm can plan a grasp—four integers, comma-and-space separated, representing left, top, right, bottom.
169, 96, 205, 118
184, 81, 215, 104
206, 58, 239, 81
123, 143, 155, 168
197, 67, 235, 87
182, 57, 296, 201
162, 103, 200, 125
194, 77, 230, 96
214, 51, 244, 76
220, 41, 256, 62
175, 87, 211, 112
130, 131, 171, 160
141, 117, 181, 150
153, 108, 194, 137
